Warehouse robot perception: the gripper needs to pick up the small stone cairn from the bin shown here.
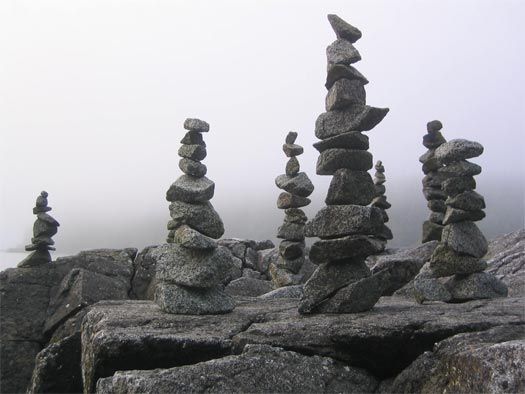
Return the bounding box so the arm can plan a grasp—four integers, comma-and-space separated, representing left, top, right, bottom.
270, 132, 314, 287
298, 14, 389, 314
18, 191, 60, 267
156, 118, 235, 314
420, 120, 448, 242
371, 160, 392, 240
414, 138, 508, 302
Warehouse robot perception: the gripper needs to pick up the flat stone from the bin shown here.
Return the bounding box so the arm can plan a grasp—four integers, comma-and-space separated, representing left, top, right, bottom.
276, 255, 305, 274
285, 131, 297, 144
224, 278, 273, 297
282, 143, 303, 157
309, 235, 385, 264
166, 175, 215, 203
183, 118, 209, 132
315, 105, 389, 139
299, 258, 370, 314
277, 222, 304, 241
326, 39, 361, 65
316, 149, 373, 175
155, 282, 234, 315
284, 208, 307, 224
445, 272, 508, 301
259, 285, 304, 300
428, 199, 446, 213
313, 131, 369, 152
169, 201, 224, 239
446, 190, 485, 211
372, 195, 391, 210
279, 240, 305, 260
429, 244, 487, 277
442, 221, 488, 258
423, 131, 446, 150
327, 14, 362, 43
276, 192, 310, 209
422, 220, 444, 243
173, 225, 217, 250
422, 172, 450, 188
422, 187, 447, 201
178, 158, 207, 177
443, 207, 485, 225
17, 249, 52, 267
178, 144, 207, 161
325, 169, 374, 205
435, 139, 484, 164
325, 64, 368, 90
180, 131, 205, 146
33, 206, 51, 214
442, 176, 476, 196
275, 172, 314, 197
305, 205, 384, 239
285, 157, 300, 176
325, 78, 366, 111
437, 160, 481, 177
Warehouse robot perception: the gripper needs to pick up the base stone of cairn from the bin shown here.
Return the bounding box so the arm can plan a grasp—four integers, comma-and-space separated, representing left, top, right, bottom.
156, 118, 235, 315
414, 138, 508, 303
270, 132, 314, 287
298, 14, 388, 314
18, 191, 60, 267
371, 160, 393, 241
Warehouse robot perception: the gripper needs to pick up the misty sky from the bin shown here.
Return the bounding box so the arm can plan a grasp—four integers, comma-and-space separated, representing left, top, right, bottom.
1, 0, 524, 257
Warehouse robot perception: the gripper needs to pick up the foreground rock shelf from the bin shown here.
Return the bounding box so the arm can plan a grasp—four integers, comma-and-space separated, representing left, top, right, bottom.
82, 296, 524, 393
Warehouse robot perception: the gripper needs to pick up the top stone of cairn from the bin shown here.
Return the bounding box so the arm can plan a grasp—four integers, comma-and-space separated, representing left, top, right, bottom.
327, 14, 362, 43
184, 118, 210, 133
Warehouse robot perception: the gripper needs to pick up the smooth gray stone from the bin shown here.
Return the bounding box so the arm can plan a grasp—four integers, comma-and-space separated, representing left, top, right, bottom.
155, 282, 234, 315
279, 240, 305, 260
315, 105, 389, 139
225, 277, 273, 297
372, 195, 391, 210
309, 235, 385, 265
446, 191, 485, 211
413, 263, 452, 303
422, 187, 447, 201
325, 78, 366, 111
275, 172, 314, 197
285, 157, 300, 176
178, 144, 207, 161
422, 220, 444, 243
427, 120, 443, 132
179, 158, 207, 178
17, 250, 52, 267
435, 139, 484, 164
183, 118, 209, 132
445, 272, 508, 301
313, 131, 369, 152
325, 169, 375, 205
166, 175, 215, 203
173, 225, 217, 250
299, 258, 371, 314
428, 199, 446, 213
442, 222, 488, 258
282, 143, 303, 157
305, 205, 384, 239
316, 149, 373, 175
442, 176, 476, 197
429, 244, 487, 277
284, 208, 307, 225
277, 222, 305, 241
325, 63, 368, 90
429, 211, 444, 224
327, 39, 361, 65
276, 255, 305, 274
438, 160, 481, 177
180, 131, 205, 146
423, 131, 446, 150
327, 14, 362, 43
276, 192, 310, 209
285, 131, 297, 144
169, 201, 224, 239
443, 207, 485, 225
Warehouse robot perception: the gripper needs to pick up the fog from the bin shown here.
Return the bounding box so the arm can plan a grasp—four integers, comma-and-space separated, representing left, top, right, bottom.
1, 0, 524, 258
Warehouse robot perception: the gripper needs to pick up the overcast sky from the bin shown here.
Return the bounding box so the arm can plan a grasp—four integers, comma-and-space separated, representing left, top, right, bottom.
1, 0, 523, 256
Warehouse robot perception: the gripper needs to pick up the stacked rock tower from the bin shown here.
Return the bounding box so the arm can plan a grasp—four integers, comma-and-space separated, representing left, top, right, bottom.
299, 14, 389, 314
420, 120, 448, 242
156, 118, 235, 314
371, 160, 392, 241
18, 191, 60, 267
270, 132, 314, 287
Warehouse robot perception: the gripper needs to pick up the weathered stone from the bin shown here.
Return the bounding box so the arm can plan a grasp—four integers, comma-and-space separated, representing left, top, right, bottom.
178, 144, 207, 161
429, 244, 487, 277
413, 264, 452, 303
0, 341, 42, 394
18, 249, 52, 267
326, 78, 366, 111
276, 192, 310, 209
325, 63, 368, 89
268, 264, 300, 288
446, 190, 485, 211
284, 208, 307, 224
279, 240, 305, 260
275, 172, 314, 197
442, 207, 485, 225
132, 245, 161, 300
327, 14, 362, 43
422, 187, 447, 201
305, 205, 384, 239
437, 160, 481, 177
375, 183, 386, 196
442, 221, 488, 258
427, 199, 446, 213
377, 224, 393, 240
372, 195, 391, 210
435, 139, 484, 164
445, 272, 508, 301
313, 131, 369, 152
423, 131, 446, 149
285, 131, 297, 144
325, 169, 375, 205
316, 148, 373, 175
326, 39, 361, 65
183, 118, 209, 132
422, 220, 444, 243
442, 176, 476, 196
429, 211, 444, 224
285, 157, 300, 176
277, 222, 304, 241
244, 247, 259, 270
180, 130, 205, 146
254, 239, 275, 251
178, 158, 207, 177
315, 105, 389, 138
166, 175, 215, 203
242, 268, 262, 280
282, 143, 303, 157
259, 285, 304, 299
276, 255, 305, 274
225, 277, 274, 297
173, 225, 217, 250
169, 201, 224, 239
309, 235, 385, 265
422, 172, 450, 188
427, 120, 443, 132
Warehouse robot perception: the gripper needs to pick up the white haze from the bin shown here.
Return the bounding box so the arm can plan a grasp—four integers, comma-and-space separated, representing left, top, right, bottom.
1, 0, 524, 262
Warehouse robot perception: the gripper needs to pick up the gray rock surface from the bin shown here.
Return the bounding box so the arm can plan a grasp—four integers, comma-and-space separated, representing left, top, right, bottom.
442, 221, 488, 257
445, 272, 508, 301
325, 169, 375, 205
435, 138, 484, 164
276, 192, 311, 209
225, 277, 274, 297
275, 172, 314, 197
169, 201, 225, 239
166, 175, 215, 203
438, 159, 481, 177
326, 39, 361, 65
259, 285, 304, 300
421, 220, 444, 243
178, 158, 207, 178
183, 118, 209, 132
325, 78, 366, 110
315, 105, 389, 139
442, 175, 476, 196
313, 130, 369, 152
429, 244, 487, 277
327, 14, 362, 43
285, 156, 300, 176
310, 235, 385, 264
173, 225, 217, 250
316, 148, 373, 174
177, 144, 207, 161
325, 64, 368, 89
442, 207, 485, 225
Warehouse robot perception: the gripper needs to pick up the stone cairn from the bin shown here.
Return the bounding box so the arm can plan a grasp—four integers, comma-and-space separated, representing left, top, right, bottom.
414, 139, 508, 302
420, 120, 448, 242
371, 160, 392, 241
156, 118, 235, 314
270, 132, 314, 287
18, 191, 60, 267
298, 14, 390, 314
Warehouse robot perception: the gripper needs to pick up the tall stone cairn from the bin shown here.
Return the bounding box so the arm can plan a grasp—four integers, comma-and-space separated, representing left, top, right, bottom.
371, 160, 392, 240
270, 132, 314, 287
414, 139, 508, 302
298, 14, 389, 314
420, 120, 449, 242
18, 191, 60, 267
156, 118, 235, 314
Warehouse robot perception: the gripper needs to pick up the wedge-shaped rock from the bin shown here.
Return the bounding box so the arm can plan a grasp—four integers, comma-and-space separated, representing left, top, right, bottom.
326, 169, 375, 205
327, 39, 361, 65
309, 235, 385, 264
179, 158, 207, 177
282, 143, 303, 157
315, 105, 389, 139
305, 205, 384, 239
275, 172, 314, 197
17, 249, 52, 267
155, 282, 234, 314
325, 64, 368, 89
443, 207, 485, 225
316, 149, 373, 175
178, 144, 207, 161
327, 14, 362, 43
169, 201, 224, 239
445, 272, 508, 301
276, 192, 310, 209
446, 190, 485, 211
442, 176, 476, 197
183, 118, 209, 132
313, 131, 369, 152
173, 225, 217, 250
326, 79, 366, 111
435, 139, 484, 164
429, 244, 487, 277
372, 195, 391, 210
437, 160, 481, 177
277, 222, 304, 241
442, 221, 488, 258
422, 220, 444, 243
166, 175, 215, 203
